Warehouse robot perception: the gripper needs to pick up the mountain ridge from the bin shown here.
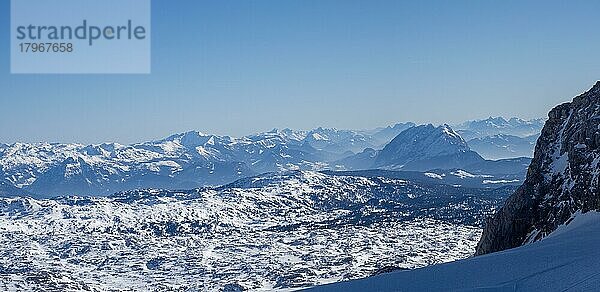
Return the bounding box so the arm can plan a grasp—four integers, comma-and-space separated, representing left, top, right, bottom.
0, 120, 541, 198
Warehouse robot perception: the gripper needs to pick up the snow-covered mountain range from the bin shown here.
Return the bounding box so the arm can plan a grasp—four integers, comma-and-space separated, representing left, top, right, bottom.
453, 117, 544, 160
0, 124, 399, 197
0, 120, 540, 198
0, 108, 570, 292
454, 117, 545, 141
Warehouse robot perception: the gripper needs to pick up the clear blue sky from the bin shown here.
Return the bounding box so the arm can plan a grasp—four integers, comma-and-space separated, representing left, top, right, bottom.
1, 0, 600, 144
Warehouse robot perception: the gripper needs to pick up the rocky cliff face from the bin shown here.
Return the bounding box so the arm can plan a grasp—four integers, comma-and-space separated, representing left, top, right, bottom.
476, 82, 600, 255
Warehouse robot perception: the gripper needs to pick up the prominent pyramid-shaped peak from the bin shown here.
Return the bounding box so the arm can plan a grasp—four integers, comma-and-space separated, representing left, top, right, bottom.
374, 124, 481, 170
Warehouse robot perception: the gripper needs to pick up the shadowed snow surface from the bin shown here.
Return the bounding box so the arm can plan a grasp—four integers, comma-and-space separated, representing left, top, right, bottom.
307, 211, 600, 292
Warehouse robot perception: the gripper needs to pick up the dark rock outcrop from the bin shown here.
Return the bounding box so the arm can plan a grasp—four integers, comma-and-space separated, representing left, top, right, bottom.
475, 82, 600, 255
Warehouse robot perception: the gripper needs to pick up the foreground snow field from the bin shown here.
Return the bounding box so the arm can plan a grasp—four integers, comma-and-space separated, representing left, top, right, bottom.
307, 211, 600, 292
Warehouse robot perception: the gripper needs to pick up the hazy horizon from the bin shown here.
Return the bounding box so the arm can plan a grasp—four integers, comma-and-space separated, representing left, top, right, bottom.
2, 0, 599, 144
0, 115, 546, 145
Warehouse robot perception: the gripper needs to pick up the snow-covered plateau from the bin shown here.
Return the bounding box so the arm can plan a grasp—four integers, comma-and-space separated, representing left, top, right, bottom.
0, 171, 511, 291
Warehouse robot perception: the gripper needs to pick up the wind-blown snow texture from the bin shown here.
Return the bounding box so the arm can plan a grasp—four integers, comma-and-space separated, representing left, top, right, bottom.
308, 211, 600, 292
476, 82, 600, 255
0, 171, 512, 291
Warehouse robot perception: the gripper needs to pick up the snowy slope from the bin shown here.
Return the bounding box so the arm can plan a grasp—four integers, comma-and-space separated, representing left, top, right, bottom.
307, 211, 600, 292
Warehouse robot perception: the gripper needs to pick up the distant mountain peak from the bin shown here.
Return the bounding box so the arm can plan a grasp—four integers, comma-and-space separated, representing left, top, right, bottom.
161, 130, 210, 143
484, 116, 509, 124
373, 124, 482, 171
440, 124, 463, 140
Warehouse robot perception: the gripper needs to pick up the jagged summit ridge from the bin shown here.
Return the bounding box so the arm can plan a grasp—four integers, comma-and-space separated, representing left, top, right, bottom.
476, 82, 600, 255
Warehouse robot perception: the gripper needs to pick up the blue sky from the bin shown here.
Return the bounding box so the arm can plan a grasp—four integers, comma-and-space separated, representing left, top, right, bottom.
1, 0, 600, 144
